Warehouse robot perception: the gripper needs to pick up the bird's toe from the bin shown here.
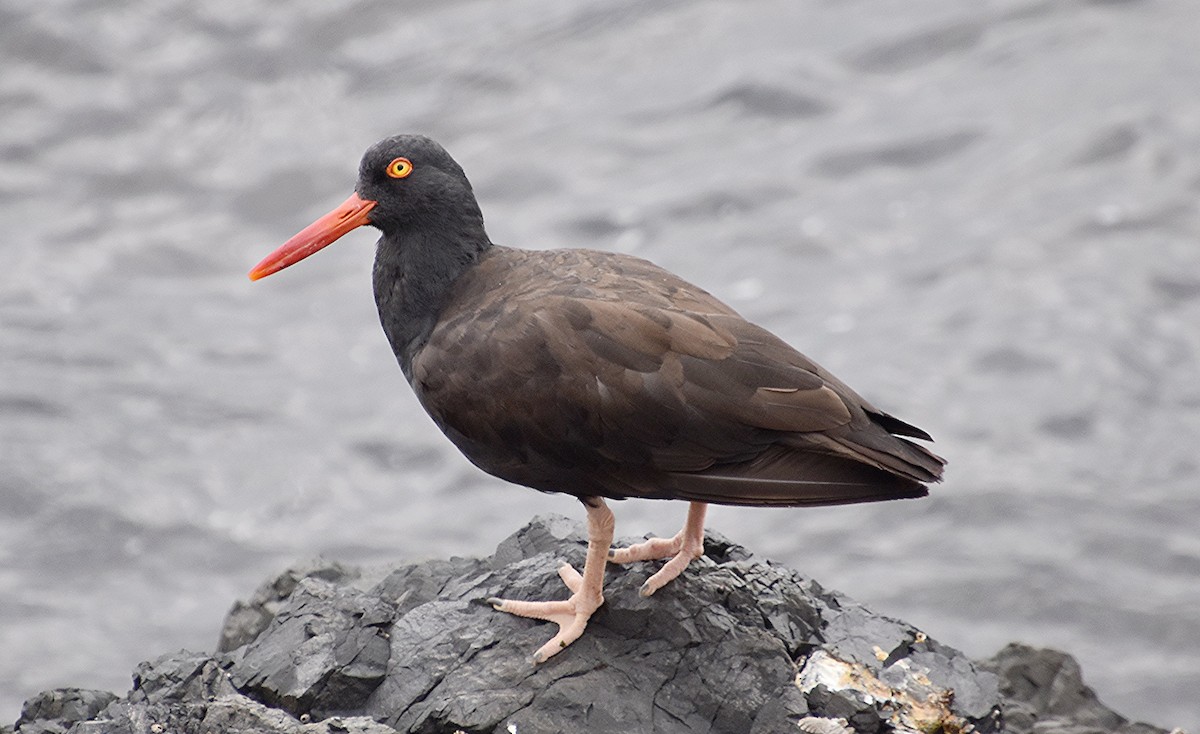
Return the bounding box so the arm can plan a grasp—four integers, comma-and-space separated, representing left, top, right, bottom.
609, 535, 683, 564
556, 562, 584, 592
639, 546, 703, 597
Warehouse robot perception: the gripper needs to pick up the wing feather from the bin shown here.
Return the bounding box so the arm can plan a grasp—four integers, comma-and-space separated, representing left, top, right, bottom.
411, 246, 945, 504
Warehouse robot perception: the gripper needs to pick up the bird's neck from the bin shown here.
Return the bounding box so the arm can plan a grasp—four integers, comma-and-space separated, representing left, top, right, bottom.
372, 223, 492, 379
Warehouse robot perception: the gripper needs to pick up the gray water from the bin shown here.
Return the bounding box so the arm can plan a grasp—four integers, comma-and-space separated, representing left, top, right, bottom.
2, 0, 1198, 728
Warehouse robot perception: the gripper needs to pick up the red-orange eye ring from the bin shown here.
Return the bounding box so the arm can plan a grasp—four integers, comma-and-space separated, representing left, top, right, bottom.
385, 157, 413, 179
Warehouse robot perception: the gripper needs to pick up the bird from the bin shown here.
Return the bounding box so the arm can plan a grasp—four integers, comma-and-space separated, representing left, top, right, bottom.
249, 134, 945, 663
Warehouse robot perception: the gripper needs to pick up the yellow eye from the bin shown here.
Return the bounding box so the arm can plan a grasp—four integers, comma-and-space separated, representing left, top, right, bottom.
385, 157, 413, 179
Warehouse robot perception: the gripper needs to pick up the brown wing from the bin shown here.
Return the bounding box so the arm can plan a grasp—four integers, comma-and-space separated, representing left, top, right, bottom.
410, 247, 944, 505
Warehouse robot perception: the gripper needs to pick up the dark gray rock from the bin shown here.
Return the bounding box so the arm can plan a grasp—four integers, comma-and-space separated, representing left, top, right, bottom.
219, 559, 363, 652
303, 515, 1000, 733
23, 650, 395, 734
12, 689, 117, 734
980, 643, 1171, 734
8, 515, 1173, 734
226, 577, 397, 719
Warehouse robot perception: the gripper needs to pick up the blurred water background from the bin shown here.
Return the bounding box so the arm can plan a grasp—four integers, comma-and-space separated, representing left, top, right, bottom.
2, 0, 1198, 728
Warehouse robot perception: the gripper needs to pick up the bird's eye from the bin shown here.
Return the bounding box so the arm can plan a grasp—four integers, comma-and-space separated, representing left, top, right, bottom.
385, 157, 413, 179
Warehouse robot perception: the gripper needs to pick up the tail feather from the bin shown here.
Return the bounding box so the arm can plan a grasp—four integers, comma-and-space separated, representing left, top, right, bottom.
664, 446, 928, 508
865, 408, 933, 441
791, 428, 943, 485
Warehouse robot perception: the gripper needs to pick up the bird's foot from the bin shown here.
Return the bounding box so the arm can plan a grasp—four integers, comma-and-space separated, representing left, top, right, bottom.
608, 529, 704, 597
488, 562, 603, 664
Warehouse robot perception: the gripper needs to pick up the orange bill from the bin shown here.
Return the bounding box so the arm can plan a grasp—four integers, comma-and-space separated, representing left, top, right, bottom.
249, 192, 377, 281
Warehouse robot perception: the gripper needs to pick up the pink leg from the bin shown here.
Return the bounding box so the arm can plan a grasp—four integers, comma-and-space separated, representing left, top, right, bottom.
488, 498, 615, 663
608, 501, 707, 597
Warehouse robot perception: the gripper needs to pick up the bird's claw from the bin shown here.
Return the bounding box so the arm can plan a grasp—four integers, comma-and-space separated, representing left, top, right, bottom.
488, 561, 601, 664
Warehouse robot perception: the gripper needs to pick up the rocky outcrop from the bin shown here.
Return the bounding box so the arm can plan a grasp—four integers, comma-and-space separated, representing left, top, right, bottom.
981, 644, 1173, 734
7, 516, 1174, 734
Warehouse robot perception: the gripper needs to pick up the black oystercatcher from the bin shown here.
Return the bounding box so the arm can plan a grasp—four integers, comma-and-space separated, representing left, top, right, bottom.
250, 135, 945, 663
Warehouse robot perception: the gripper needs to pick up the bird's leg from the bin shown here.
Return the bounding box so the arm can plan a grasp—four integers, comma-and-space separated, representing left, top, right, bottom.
488, 497, 615, 663
608, 501, 707, 597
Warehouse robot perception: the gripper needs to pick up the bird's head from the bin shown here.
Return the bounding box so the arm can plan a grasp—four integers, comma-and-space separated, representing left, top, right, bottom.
249, 135, 484, 281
